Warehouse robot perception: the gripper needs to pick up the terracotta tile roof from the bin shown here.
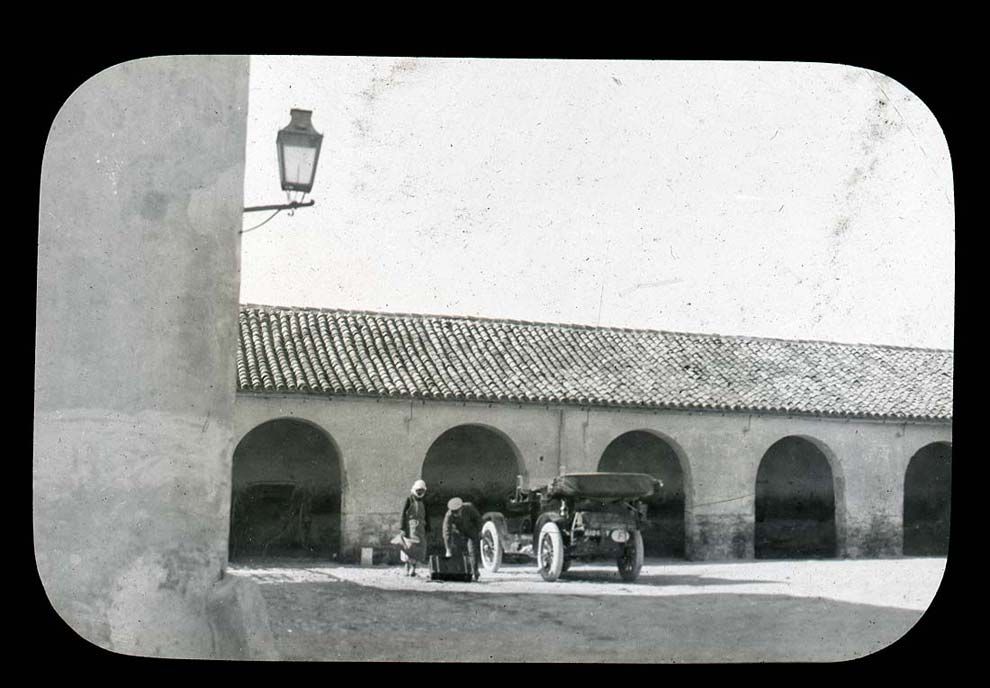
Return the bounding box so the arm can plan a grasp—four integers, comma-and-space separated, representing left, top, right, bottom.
237, 305, 953, 421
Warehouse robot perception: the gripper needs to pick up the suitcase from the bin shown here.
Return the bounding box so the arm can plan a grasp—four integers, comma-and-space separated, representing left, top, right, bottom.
429, 554, 475, 582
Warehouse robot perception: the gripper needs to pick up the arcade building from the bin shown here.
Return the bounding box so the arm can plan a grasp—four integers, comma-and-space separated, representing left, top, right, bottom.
229, 304, 952, 564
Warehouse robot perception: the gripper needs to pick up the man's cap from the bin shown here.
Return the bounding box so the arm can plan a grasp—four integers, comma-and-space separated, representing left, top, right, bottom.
447, 497, 463, 511
412, 479, 427, 493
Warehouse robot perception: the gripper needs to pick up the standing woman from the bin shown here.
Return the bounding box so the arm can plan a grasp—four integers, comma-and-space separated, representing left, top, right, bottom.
400, 479, 430, 576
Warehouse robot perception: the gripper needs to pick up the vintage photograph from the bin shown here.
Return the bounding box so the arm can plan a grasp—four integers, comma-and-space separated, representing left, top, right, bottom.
34, 55, 953, 663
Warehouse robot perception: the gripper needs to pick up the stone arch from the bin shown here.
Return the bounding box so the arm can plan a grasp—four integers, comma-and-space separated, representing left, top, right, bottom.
597, 430, 691, 558
421, 423, 524, 548
903, 441, 951, 556
755, 435, 843, 559
228, 417, 342, 562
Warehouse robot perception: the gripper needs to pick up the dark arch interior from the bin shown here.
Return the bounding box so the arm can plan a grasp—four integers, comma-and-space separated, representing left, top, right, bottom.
229, 419, 341, 562
598, 431, 686, 558
421, 425, 520, 549
755, 437, 836, 559
903, 443, 951, 556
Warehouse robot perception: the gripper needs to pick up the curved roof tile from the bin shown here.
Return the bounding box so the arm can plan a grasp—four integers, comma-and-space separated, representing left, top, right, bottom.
236, 305, 953, 421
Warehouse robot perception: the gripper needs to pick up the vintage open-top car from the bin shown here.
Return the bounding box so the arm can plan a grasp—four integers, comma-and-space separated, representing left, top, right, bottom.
479, 472, 662, 582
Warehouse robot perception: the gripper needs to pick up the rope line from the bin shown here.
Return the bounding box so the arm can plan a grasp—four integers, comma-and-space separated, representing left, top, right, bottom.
691, 493, 755, 509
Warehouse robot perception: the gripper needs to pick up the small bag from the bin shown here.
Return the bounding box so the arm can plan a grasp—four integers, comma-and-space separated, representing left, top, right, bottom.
429, 554, 474, 582
390, 532, 420, 549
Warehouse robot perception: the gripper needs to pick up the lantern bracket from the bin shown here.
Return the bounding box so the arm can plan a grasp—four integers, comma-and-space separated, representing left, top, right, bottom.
243, 200, 315, 213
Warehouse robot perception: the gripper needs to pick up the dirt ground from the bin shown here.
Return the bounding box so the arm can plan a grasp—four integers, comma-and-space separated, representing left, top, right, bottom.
227, 557, 946, 663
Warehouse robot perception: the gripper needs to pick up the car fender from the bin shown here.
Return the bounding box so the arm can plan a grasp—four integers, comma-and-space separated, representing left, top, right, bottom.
533, 513, 565, 540
481, 512, 510, 543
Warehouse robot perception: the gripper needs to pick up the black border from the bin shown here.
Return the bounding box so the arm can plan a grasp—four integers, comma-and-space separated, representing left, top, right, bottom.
25, 47, 969, 675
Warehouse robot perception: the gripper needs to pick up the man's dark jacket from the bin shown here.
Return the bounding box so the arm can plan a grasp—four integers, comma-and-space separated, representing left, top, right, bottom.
442, 502, 482, 548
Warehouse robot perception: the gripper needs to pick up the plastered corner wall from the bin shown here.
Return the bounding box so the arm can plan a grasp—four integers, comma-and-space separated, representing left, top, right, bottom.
33, 55, 271, 658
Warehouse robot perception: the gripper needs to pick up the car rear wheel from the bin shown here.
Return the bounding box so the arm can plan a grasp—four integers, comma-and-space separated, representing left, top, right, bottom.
480, 520, 503, 573
538, 521, 565, 581
617, 530, 644, 582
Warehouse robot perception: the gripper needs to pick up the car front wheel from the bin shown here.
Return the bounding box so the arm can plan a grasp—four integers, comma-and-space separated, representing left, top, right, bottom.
480, 520, 503, 573
617, 530, 644, 582
537, 521, 565, 581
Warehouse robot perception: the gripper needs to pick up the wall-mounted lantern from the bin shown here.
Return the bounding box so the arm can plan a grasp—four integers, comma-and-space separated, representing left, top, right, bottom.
277, 109, 323, 194
243, 108, 323, 217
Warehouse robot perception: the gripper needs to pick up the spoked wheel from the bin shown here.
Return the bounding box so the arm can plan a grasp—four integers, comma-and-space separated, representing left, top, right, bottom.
617, 530, 644, 582
480, 520, 503, 573
537, 521, 565, 581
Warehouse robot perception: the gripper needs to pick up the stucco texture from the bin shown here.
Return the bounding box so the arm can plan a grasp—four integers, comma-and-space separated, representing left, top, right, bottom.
35, 56, 275, 659
233, 393, 950, 563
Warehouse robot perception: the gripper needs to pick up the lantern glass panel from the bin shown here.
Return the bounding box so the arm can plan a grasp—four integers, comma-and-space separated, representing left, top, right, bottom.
281, 144, 318, 189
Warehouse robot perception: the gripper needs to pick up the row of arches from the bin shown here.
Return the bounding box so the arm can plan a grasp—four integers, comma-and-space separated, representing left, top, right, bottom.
227, 419, 950, 562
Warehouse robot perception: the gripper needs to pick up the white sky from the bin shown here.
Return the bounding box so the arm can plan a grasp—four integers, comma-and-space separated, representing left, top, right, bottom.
240, 57, 954, 350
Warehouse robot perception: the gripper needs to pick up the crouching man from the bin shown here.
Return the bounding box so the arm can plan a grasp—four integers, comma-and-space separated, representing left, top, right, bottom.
442, 497, 482, 581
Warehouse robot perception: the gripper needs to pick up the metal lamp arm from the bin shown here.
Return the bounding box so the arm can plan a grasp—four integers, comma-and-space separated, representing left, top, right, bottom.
243, 200, 315, 213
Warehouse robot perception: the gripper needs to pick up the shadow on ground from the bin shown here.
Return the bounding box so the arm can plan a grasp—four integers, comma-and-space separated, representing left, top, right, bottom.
248, 576, 923, 663
558, 571, 776, 586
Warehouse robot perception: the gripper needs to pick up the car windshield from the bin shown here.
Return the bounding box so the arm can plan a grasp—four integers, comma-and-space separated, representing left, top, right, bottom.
546, 472, 658, 499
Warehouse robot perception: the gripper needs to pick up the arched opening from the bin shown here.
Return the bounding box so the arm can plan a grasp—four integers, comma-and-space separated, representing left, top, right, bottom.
755, 436, 837, 559
229, 418, 342, 562
903, 442, 951, 556
421, 424, 522, 550
598, 431, 686, 558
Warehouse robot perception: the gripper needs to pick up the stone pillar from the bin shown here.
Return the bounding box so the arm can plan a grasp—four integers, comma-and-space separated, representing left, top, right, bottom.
681, 428, 756, 561
841, 443, 903, 558
337, 400, 425, 562
686, 506, 754, 561
35, 56, 274, 658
